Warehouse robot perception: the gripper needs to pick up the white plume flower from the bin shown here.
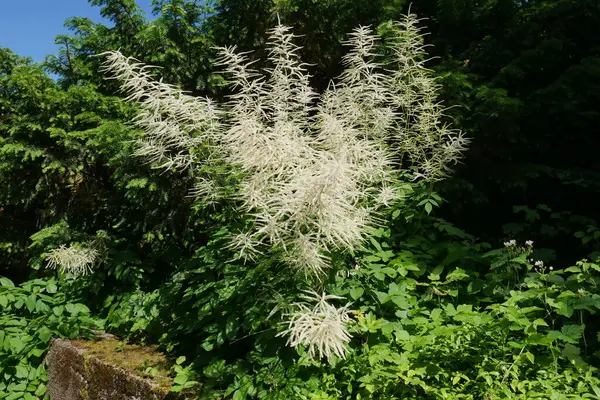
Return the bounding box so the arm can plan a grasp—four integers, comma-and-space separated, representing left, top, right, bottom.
386, 14, 470, 181
99, 14, 466, 279
278, 290, 353, 360
99, 51, 221, 172
226, 231, 263, 262
45, 245, 98, 276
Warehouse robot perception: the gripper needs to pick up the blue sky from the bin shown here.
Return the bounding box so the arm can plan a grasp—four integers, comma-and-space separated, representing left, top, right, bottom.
0, 0, 154, 62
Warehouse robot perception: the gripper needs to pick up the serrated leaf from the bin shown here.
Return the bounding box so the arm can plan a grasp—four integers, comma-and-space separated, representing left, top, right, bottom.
561, 324, 584, 341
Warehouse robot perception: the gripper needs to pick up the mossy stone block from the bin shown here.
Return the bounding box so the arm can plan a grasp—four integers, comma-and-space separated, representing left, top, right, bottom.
46, 336, 188, 400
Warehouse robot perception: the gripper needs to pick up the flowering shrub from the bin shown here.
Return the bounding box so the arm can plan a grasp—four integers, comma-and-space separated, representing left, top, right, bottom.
87, 13, 466, 360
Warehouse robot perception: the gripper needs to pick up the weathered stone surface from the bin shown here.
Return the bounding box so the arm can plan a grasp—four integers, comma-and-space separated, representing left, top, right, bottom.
46, 337, 182, 400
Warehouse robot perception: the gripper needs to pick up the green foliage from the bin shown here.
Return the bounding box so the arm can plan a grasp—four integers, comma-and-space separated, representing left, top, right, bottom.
77, 185, 600, 399
0, 277, 100, 399
422, 0, 600, 262
178, 192, 600, 399
2, 0, 600, 399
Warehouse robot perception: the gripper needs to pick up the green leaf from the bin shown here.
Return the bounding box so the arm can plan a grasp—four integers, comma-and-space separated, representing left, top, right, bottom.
394, 329, 410, 341
349, 287, 364, 300
35, 299, 50, 313
6, 392, 25, 400
375, 291, 389, 304
369, 236, 382, 252
25, 296, 36, 313
424, 202, 433, 214
46, 282, 57, 294
38, 327, 52, 343
562, 343, 581, 361
546, 275, 565, 286
65, 303, 78, 315
204, 359, 226, 378
524, 352, 534, 364
10, 337, 25, 353
233, 390, 245, 400
561, 324, 584, 341
390, 295, 410, 309
173, 374, 188, 385
29, 348, 45, 358
446, 268, 469, 281
34, 384, 46, 396
0, 277, 14, 287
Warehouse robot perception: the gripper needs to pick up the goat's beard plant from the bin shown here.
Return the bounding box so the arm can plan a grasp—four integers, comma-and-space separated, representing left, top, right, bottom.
89, 13, 467, 360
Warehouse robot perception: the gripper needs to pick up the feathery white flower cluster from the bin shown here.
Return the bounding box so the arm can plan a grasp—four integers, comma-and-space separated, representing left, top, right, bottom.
388, 16, 470, 181
100, 14, 466, 278
45, 245, 98, 276
99, 51, 221, 171
278, 290, 352, 360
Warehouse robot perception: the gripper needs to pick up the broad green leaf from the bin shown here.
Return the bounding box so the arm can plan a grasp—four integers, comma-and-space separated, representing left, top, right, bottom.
25, 295, 36, 313
349, 287, 364, 300
0, 277, 14, 287
46, 282, 57, 294
38, 327, 52, 343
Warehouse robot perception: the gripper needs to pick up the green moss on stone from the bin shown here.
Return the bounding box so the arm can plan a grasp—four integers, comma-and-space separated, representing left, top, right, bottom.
48, 337, 194, 399
71, 337, 173, 393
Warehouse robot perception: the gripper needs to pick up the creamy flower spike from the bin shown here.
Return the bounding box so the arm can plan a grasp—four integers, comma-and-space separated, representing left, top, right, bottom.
278, 290, 353, 360
45, 245, 98, 276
